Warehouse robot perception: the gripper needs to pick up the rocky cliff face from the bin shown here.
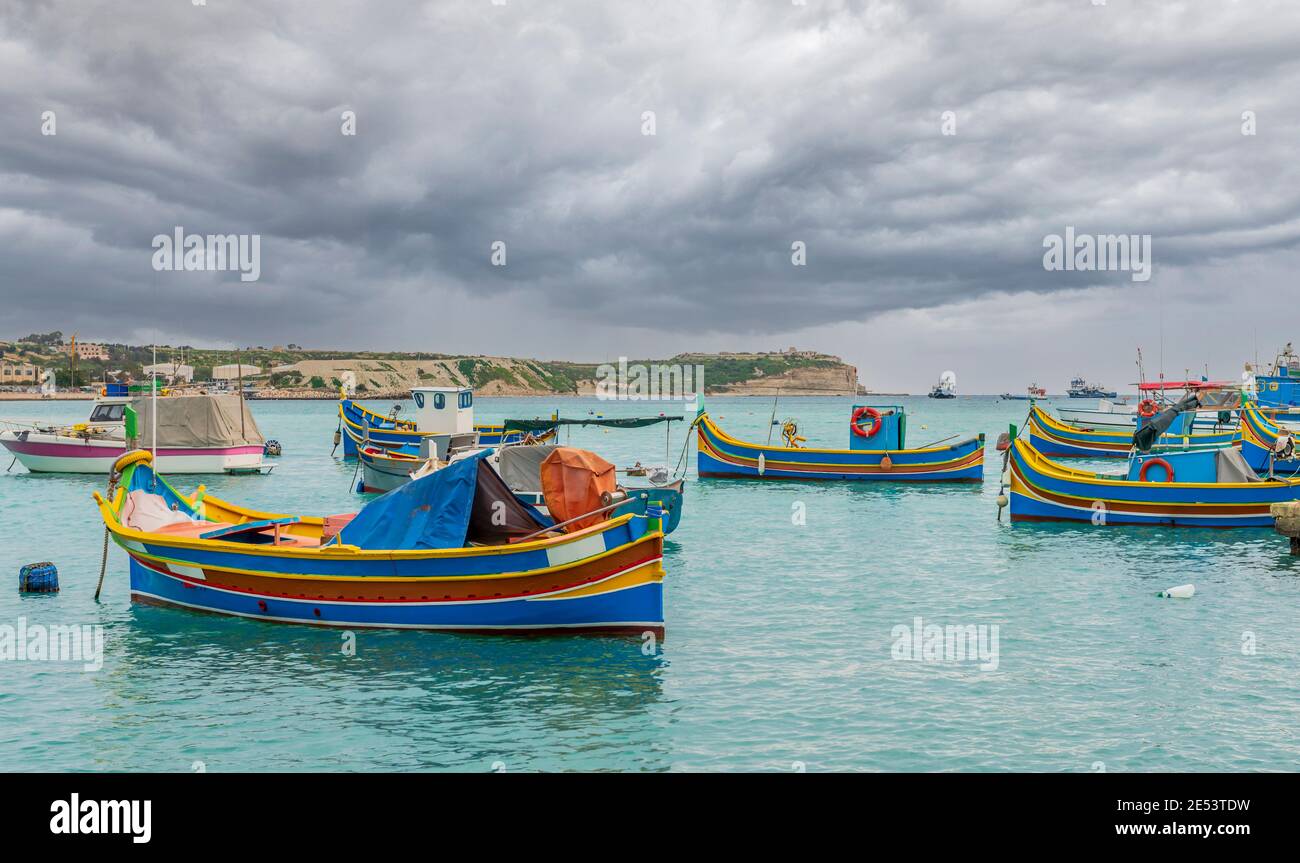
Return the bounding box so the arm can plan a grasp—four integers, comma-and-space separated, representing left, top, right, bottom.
708, 363, 862, 396
258, 353, 862, 398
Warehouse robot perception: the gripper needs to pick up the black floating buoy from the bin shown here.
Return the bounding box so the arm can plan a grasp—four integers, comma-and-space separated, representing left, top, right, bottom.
19, 562, 59, 593
264, 439, 283, 457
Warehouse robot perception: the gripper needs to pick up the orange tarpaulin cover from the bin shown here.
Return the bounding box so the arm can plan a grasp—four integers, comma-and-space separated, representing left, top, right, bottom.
539, 447, 617, 532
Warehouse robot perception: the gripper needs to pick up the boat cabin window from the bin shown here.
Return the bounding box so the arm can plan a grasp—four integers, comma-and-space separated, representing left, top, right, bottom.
89, 403, 125, 423
459, 391, 472, 409
433, 393, 446, 410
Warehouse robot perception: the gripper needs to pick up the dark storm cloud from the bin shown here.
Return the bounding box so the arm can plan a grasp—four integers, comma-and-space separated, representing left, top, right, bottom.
1, 0, 1299, 351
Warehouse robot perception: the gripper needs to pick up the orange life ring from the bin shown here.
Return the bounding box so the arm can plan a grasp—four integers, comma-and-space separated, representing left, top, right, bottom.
1138, 457, 1175, 482
850, 406, 882, 438
1137, 399, 1159, 418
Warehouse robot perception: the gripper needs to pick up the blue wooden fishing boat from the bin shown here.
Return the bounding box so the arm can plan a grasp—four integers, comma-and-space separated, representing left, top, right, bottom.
94, 450, 665, 634
337, 392, 551, 458
1026, 404, 1237, 459
1249, 344, 1300, 422
1007, 436, 1300, 527
697, 406, 984, 482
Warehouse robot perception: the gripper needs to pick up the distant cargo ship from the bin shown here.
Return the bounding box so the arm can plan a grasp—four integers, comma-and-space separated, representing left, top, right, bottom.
1067, 376, 1117, 399
928, 370, 957, 399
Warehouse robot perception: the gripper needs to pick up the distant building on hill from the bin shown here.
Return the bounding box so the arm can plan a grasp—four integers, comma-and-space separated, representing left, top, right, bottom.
0, 362, 41, 384
72, 342, 109, 361
212, 364, 262, 380
142, 362, 195, 383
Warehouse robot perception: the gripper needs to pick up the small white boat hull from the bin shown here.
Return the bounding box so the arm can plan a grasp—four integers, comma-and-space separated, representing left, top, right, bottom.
0, 431, 265, 474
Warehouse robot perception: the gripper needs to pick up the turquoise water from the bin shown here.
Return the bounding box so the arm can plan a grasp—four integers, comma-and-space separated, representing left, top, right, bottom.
2, 395, 1299, 772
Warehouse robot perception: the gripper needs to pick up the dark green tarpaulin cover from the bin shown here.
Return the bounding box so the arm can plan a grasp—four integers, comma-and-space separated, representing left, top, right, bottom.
504, 416, 681, 433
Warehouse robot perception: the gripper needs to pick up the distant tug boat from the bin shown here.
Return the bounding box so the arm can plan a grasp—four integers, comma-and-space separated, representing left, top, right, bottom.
1067, 376, 1117, 399
1001, 383, 1047, 401
927, 370, 957, 399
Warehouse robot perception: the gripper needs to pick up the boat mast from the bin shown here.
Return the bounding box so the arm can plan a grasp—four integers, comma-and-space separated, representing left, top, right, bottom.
237, 348, 246, 440
151, 343, 158, 466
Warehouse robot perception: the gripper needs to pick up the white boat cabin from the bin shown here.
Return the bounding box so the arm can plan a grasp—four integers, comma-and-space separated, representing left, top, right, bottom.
411, 387, 475, 435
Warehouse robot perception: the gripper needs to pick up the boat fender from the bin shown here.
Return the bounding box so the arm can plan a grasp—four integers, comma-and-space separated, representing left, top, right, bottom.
757, 453, 765, 476
1137, 399, 1160, 418
1273, 434, 1294, 461
850, 406, 882, 438
995, 432, 1011, 452
1138, 457, 1175, 483
879, 453, 893, 472
112, 449, 153, 472
1157, 584, 1195, 599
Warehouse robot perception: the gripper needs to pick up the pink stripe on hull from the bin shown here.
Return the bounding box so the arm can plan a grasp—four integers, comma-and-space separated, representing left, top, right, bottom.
1, 438, 263, 458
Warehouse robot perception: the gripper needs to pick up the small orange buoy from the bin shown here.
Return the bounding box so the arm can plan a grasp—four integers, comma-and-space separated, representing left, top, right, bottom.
879, 453, 893, 472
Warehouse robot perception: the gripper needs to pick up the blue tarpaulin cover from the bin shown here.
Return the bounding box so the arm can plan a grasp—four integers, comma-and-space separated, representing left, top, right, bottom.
340, 450, 490, 550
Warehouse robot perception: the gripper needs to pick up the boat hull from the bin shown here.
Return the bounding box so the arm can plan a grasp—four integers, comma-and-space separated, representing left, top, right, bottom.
100, 459, 667, 634
1008, 438, 1300, 527
0, 432, 264, 474
127, 556, 663, 634
696, 414, 984, 482
357, 445, 423, 493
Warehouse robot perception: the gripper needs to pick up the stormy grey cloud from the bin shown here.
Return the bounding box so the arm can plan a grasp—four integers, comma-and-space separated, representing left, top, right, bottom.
2, 0, 1299, 390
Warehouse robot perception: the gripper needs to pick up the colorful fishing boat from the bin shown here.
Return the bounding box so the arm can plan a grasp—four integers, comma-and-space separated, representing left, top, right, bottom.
94, 449, 665, 634
696, 406, 984, 481
1248, 344, 1300, 418
1026, 404, 1237, 459
1, 392, 267, 474
337, 391, 551, 458
1239, 404, 1300, 474
1006, 436, 1300, 527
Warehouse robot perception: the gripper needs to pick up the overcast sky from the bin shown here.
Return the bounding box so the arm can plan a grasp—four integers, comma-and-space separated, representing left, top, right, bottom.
2, 0, 1299, 392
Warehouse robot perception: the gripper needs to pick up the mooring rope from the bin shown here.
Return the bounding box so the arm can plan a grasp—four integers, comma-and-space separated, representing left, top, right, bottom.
94, 468, 121, 601
672, 414, 704, 480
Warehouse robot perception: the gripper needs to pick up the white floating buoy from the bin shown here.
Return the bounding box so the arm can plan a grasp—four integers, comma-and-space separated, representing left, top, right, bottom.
1157, 584, 1195, 599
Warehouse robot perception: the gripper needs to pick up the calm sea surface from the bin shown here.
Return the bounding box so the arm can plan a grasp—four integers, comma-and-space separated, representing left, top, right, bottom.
2, 395, 1298, 772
